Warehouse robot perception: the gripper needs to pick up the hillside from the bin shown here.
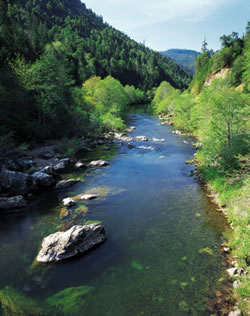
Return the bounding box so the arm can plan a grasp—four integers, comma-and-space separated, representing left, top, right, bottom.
0, 0, 191, 91
0, 0, 191, 142
160, 49, 200, 74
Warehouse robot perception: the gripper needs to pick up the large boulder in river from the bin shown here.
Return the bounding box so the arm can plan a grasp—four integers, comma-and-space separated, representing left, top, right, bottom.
0, 195, 27, 209
36, 224, 106, 262
0, 168, 34, 195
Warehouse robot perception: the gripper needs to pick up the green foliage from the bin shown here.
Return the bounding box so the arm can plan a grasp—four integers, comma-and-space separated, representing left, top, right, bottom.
172, 93, 196, 132
189, 52, 212, 94
198, 79, 249, 169
243, 31, 250, 92
55, 138, 81, 157
83, 76, 128, 132
152, 81, 180, 114
229, 55, 244, 86
212, 32, 243, 73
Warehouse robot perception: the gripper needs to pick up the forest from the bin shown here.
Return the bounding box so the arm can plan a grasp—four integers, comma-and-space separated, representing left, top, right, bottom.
153, 24, 250, 313
0, 0, 191, 144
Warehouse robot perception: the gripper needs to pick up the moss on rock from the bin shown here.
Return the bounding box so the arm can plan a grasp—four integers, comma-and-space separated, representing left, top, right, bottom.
0, 286, 44, 316
46, 286, 94, 315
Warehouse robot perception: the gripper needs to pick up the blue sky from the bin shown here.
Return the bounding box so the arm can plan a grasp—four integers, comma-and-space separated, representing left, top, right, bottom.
83, 0, 249, 52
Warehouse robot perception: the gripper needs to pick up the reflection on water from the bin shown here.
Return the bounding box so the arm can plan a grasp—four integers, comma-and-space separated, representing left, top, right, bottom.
0, 114, 229, 315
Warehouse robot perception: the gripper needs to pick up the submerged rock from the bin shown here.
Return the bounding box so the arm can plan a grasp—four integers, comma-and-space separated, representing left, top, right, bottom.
128, 143, 135, 149
127, 126, 136, 133
88, 160, 109, 167
198, 247, 214, 256
36, 224, 106, 262
46, 286, 94, 315
0, 286, 44, 316
60, 208, 69, 219
0, 195, 27, 209
55, 179, 80, 190
131, 260, 144, 271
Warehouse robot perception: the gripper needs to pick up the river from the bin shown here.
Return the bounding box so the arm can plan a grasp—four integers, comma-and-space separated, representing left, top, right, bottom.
0, 112, 230, 315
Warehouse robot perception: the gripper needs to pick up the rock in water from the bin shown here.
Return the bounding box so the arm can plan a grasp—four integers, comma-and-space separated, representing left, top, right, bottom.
79, 194, 99, 201
55, 179, 80, 190
136, 136, 148, 141
88, 160, 109, 167
37, 224, 106, 262
0, 196, 27, 209
62, 198, 75, 208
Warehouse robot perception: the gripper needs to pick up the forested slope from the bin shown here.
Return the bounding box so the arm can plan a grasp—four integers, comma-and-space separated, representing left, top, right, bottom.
0, 0, 191, 142
160, 49, 200, 74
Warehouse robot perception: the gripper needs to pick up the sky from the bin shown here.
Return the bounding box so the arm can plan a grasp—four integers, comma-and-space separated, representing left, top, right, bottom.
83, 0, 249, 52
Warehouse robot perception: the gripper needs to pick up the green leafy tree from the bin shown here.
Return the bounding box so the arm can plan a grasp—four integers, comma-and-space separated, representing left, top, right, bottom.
198, 79, 249, 168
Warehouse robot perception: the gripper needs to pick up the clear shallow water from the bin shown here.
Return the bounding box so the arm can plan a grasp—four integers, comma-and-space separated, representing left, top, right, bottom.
0, 114, 230, 315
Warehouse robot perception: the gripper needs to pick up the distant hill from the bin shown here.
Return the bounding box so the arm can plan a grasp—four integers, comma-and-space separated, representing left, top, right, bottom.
160, 49, 200, 74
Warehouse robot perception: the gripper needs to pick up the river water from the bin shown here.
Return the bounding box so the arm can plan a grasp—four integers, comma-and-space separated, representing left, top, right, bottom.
0, 113, 229, 315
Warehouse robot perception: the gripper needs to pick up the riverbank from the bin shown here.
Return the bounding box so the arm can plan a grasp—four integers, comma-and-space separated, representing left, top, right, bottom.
199, 166, 250, 315
159, 114, 250, 315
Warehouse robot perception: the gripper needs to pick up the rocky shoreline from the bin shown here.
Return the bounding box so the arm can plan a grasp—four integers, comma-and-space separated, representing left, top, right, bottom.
0, 127, 139, 212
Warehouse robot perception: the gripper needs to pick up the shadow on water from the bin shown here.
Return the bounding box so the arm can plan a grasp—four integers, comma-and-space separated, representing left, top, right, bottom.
0, 113, 230, 315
